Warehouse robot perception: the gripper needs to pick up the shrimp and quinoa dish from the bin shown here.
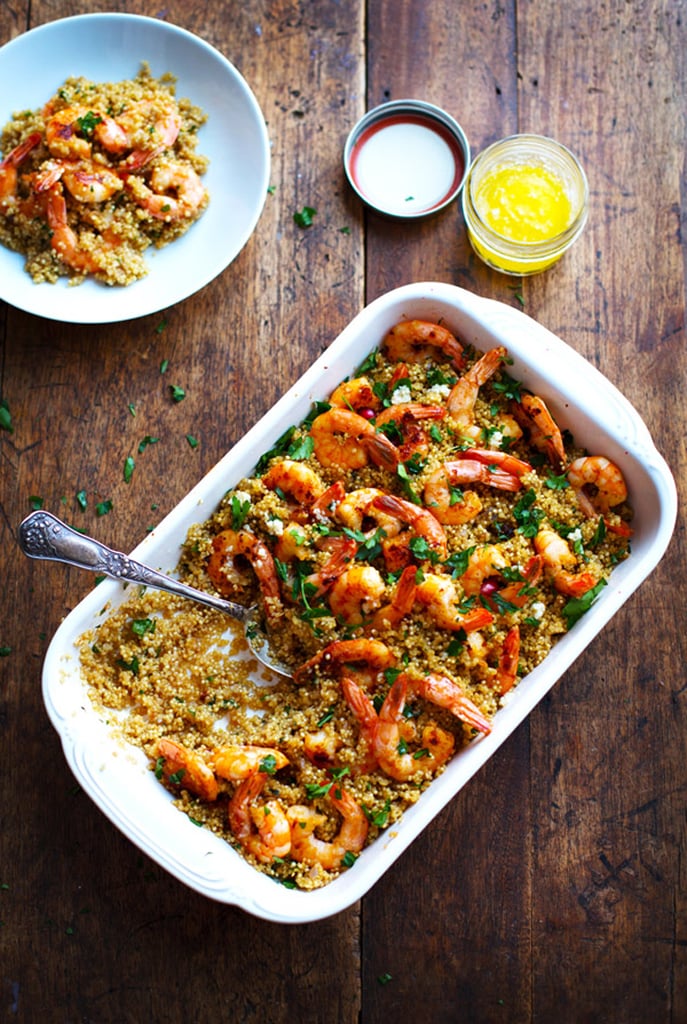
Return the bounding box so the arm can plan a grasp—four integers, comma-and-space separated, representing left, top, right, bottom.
80, 319, 633, 891
0, 64, 208, 285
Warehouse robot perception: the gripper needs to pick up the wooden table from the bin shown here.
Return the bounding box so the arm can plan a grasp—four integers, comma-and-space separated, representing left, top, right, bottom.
2, 2, 684, 1021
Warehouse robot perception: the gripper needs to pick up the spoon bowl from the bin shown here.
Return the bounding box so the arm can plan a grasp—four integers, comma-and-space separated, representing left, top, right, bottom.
17, 511, 293, 678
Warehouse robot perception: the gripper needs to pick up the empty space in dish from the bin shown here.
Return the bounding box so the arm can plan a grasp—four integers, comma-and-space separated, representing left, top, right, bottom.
41, 283, 677, 922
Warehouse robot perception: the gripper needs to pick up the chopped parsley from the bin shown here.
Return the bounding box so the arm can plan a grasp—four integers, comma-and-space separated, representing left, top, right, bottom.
513, 489, 545, 537
0, 400, 12, 433
293, 205, 316, 227
562, 578, 607, 627
76, 111, 103, 136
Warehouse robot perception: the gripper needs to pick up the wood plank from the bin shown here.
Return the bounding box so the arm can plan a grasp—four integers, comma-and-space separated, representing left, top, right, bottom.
362, 3, 534, 1021
1, 2, 365, 1020
518, 2, 687, 1020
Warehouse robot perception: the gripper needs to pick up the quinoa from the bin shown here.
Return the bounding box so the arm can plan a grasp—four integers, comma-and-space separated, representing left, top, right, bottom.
79, 322, 633, 890
0, 64, 208, 285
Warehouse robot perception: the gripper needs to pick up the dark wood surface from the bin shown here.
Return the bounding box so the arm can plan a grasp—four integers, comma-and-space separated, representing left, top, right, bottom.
1, 2, 685, 1021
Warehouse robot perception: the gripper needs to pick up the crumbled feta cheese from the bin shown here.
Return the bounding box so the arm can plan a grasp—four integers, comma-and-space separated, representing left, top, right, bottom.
425, 383, 451, 401
265, 517, 284, 536
490, 430, 503, 448
233, 490, 251, 505
568, 528, 583, 543
390, 385, 411, 404
531, 601, 546, 620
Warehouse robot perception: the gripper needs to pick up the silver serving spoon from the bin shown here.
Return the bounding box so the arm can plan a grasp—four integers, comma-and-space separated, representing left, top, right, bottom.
18, 510, 293, 678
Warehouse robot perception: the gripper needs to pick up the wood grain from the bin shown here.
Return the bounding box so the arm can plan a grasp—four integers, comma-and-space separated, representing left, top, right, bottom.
1, 1, 685, 1021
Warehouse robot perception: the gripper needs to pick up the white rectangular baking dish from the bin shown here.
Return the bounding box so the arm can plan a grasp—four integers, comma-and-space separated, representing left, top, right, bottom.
40, 283, 677, 923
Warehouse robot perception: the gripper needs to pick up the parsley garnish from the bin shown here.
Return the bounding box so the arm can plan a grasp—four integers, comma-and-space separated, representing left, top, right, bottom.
132, 618, 156, 637
363, 798, 391, 828
287, 435, 314, 461
293, 206, 316, 227
0, 400, 12, 433
445, 546, 476, 578
492, 372, 522, 403
561, 578, 607, 627
513, 489, 544, 537
76, 111, 103, 136
258, 754, 278, 775
256, 426, 297, 473
138, 435, 159, 453
230, 494, 251, 530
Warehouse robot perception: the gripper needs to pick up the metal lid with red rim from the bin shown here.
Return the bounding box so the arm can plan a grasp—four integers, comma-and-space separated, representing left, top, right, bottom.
343, 99, 470, 220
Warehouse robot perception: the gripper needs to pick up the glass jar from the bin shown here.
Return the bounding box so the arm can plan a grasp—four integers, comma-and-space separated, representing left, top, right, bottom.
461, 134, 589, 275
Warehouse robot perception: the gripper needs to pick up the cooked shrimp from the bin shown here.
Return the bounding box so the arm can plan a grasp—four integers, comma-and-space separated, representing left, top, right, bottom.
92, 114, 131, 155
372, 493, 448, 561
372, 674, 455, 780
459, 448, 532, 478
335, 487, 403, 540
487, 555, 543, 611
44, 183, 110, 274
206, 528, 283, 625
410, 673, 492, 734
495, 625, 520, 696
423, 459, 522, 523
459, 544, 509, 597
512, 394, 566, 470
375, 402, 445, 461
286, 785, 368, 870
228, 770, 291, 864
294, 637, 396, 684
493, 412, 524, 444
566, 456, 628, 516
155, 738, 219, 802
305, 535, 358, 596
534, 524, 598, 597
272, 521, 311, 563
423, 466, 483, 526
117, 100, 182, 168
128, 161, 206, 221
447, 346, 507, 440
381, 319, 465, 371
310, 479, 346, 521
45, 107, 96, 160
328, 375, 380, 414
310, 408, 398, 471
262, 459, 325, 507
371, 564, 419, 631
375, 401, 445, 431
35, 158, 124, 203
303, 729, 343, 770
339, 675, 381, 773
0, 132, 41, 210
213, 745, 289, 781
328, 564, 386, 625
415, 573, 495, 632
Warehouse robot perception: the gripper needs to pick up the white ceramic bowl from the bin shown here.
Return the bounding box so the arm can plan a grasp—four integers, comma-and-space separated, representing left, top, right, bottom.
0, 14, 270, 323
39, 284, 677, 922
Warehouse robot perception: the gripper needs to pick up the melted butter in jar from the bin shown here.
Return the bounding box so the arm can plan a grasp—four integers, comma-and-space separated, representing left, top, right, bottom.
462, 135, 588, 275
473, 163, 573, 243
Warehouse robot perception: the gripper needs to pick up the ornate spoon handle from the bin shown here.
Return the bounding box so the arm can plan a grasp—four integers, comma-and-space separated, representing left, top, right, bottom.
18, 510, 250, 623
